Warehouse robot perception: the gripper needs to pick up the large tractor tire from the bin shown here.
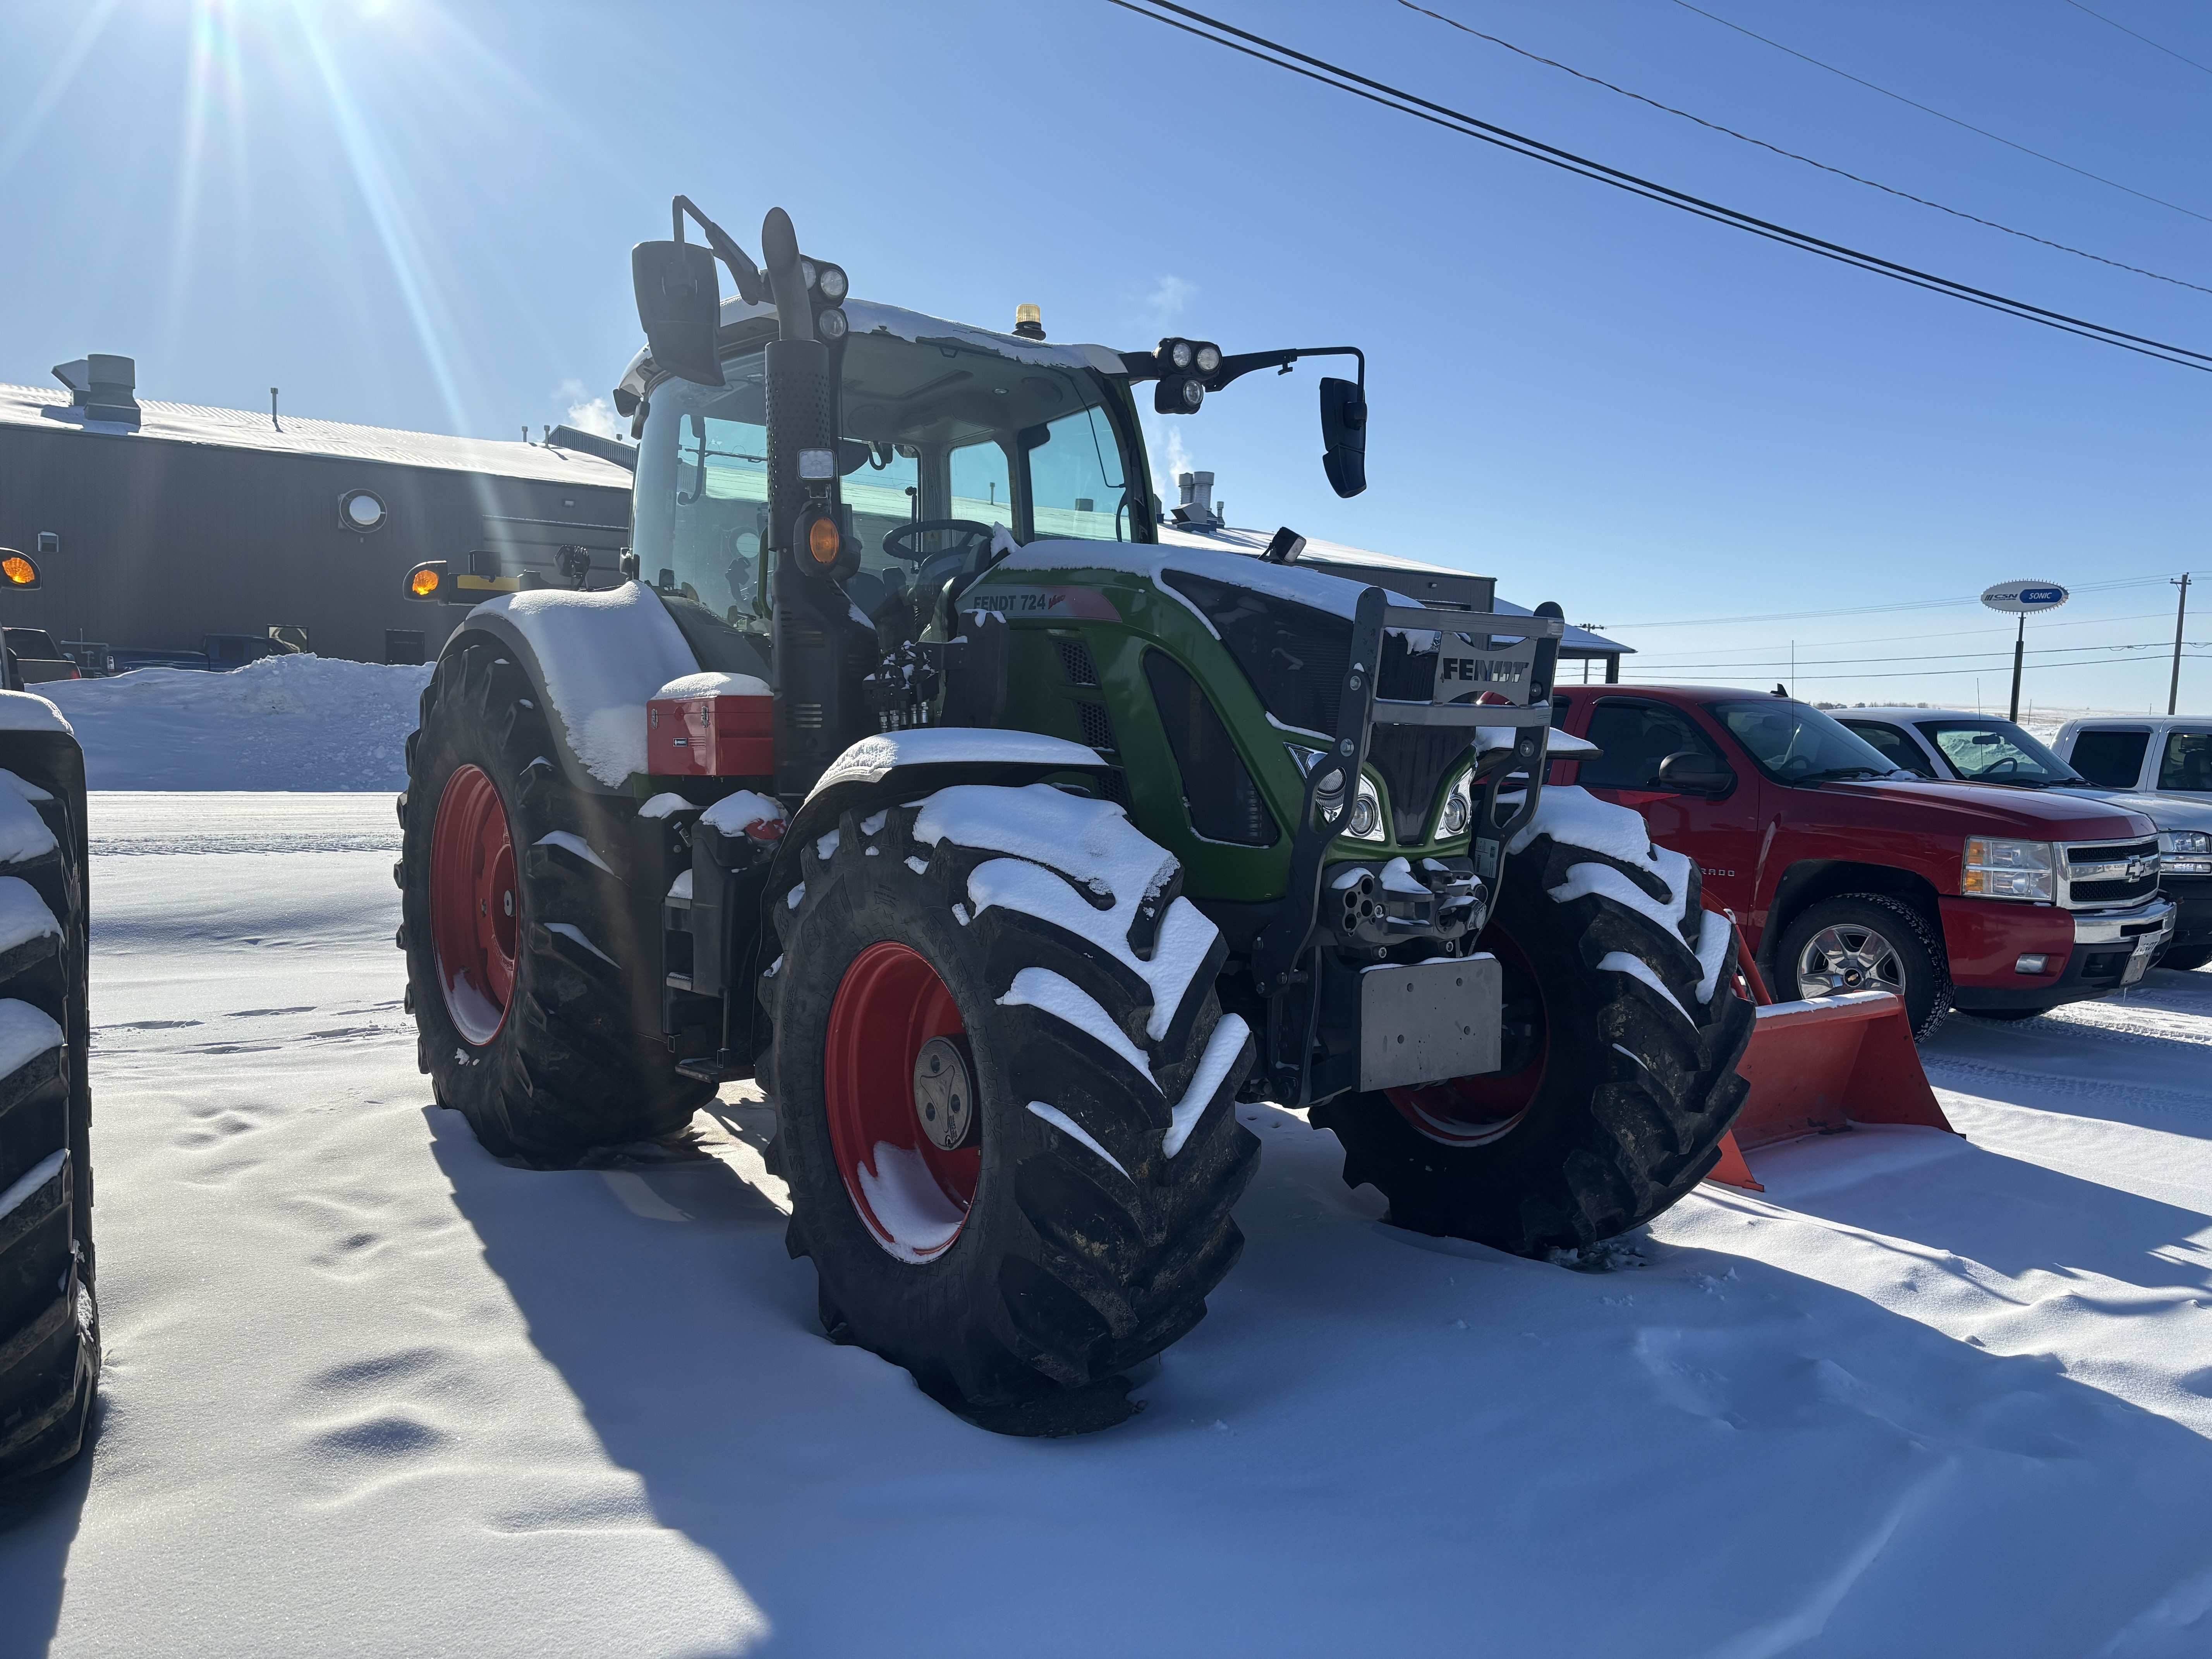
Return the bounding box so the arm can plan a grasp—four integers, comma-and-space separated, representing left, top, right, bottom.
762, 786, 1260, 1435
0, 715, 98, 1482
1314, 792, 1754, 1257
400, 641, 711, 1163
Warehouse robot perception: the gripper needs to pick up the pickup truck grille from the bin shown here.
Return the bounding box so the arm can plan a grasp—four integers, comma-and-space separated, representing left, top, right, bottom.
2061, 837, 2160, 908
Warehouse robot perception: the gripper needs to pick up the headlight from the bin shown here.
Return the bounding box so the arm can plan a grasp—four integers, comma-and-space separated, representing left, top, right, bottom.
1963, 836, 2054, 901
2164, 830, 2212, 874
1344, 775, 1385, 842
1169, 339, 1195, 370
816, 305, 849, 340
1194, 343, 1222, 375
814, 261, 848, 302
1441, 773, 1471, 837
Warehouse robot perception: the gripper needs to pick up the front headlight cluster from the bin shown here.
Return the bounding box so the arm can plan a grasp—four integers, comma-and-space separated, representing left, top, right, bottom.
1962, 836, 2054, 901
2163, 830, 2212, 876
1440, 771, 1472, 838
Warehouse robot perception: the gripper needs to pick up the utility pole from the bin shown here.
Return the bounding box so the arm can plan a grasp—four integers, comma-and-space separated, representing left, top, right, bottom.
2172, 573, 2193, 716
2008, 613, 2026, 722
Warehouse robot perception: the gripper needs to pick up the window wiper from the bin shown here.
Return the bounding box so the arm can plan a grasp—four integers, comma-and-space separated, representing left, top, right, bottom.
1799, 765, 1891, 783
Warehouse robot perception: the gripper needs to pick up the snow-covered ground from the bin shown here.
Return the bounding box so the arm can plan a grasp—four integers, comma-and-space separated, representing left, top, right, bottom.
2, 790, 2211, 1656
44, 658, 430, 790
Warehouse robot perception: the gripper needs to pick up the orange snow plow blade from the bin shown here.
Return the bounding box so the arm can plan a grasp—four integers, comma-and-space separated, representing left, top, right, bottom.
1704, 992, 1955, 1192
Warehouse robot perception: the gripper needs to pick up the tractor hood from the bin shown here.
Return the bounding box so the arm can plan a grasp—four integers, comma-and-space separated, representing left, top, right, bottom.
1820, 777, 2156, 842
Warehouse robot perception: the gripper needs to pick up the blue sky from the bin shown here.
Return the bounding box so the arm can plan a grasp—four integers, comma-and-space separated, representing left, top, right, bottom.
1, 0, 2205, 713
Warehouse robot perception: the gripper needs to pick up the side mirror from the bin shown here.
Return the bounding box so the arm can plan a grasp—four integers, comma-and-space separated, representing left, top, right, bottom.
631, 240, 725, 388
1319, 376, 1366, 498
1656, 750, 1734, 795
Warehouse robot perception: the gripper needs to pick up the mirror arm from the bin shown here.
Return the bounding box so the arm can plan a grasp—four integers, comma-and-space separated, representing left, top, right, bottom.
1206, 344, 1364, 393
673, 194, 764, 307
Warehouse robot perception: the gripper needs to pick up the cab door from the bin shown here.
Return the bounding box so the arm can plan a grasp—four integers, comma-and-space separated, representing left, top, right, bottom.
1570, 696, 1765, 917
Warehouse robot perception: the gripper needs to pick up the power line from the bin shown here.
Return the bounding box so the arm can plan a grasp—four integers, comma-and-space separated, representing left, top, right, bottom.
1671, 0, 2212, 226
1103, 1, 2212, 373
2061, 0, 2212, 78
1621, 649, 2212, 683
1631, 637, 2211, 671
1609, 574, 2185, 629
1398, 0, 2212, 298
1621, 609, 2178, 652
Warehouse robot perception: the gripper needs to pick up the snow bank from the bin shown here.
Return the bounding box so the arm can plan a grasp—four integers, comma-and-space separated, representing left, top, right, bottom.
45, 655, 431, 791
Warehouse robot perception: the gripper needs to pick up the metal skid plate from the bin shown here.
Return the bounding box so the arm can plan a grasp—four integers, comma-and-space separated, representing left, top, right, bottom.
1358, 953, 1501, 1092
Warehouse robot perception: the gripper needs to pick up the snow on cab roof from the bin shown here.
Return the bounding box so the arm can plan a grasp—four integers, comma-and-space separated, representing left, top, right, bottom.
0, 381, 635, 489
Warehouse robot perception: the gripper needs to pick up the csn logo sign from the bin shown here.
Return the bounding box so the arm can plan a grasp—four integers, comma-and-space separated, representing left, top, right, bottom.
1980, 581, 2070, 615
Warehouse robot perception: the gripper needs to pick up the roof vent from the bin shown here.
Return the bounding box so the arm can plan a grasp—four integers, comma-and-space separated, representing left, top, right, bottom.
52, 354, 139, 424
1171, 469, 1223, 529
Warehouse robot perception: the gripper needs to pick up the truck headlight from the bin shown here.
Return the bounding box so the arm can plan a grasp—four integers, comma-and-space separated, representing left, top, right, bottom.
2164, 830, 2212, 875
1962, 836, 2054, 901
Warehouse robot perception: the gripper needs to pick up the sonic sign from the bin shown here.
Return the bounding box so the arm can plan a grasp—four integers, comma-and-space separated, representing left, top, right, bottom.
1982, 579, 2070, 720
1981, 580, 2070, 615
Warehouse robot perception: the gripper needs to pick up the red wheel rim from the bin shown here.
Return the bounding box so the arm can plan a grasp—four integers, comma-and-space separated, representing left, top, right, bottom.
428, 763, 518, 1046
1385, 925, 1549, 1147
824, 941, 976, 1262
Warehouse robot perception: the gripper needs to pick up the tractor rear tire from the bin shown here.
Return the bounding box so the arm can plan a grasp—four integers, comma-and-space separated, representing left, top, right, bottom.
0, 722, 98, 1483
400, 641, 710, 1163
1314, 800, 1754, 1257
763, 789, 1259, 1434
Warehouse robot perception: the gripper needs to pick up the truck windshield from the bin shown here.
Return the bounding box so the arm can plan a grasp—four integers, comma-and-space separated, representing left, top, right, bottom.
1709, 699, 1906, 784
632, 331, 1142, 623
1914, 718, 2082, 787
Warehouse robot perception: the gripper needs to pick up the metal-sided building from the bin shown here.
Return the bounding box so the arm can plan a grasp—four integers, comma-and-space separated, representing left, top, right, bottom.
0, 355, 635, 667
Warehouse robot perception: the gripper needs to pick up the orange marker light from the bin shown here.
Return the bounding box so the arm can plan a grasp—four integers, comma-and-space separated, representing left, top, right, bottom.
410, 567, 441, 597
807, 515, 841, 568
1, 556, 36, 587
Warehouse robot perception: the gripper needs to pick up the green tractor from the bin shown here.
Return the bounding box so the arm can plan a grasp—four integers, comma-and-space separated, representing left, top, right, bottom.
398, 200, 1751, 1432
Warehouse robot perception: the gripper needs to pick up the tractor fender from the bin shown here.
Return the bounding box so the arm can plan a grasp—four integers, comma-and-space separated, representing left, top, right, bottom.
432, 582, 702, 799
768, 728, 1114, 895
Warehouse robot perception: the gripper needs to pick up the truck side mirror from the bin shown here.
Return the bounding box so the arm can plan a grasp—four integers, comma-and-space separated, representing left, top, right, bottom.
1657, 750, 1734, 795
631, 240, 725, 388
1319, 376, 1367, 498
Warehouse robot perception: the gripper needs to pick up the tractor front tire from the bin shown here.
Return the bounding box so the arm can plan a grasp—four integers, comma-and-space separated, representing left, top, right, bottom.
0, 725, 98, 1482
763, 788, 1259, 1434
400, 641, 710, 1163
1315, 799, 1754, 1257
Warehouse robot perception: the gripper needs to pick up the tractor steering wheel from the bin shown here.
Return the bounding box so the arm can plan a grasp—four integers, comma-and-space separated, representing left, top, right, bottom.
883, 520, 996, 564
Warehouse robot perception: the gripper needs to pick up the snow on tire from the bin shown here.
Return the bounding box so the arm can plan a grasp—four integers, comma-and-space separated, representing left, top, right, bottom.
762, 783, 1259, 1435
0, 739, 98, 1483
1315, 786, 1754, 1257
400, 641, 710, 1163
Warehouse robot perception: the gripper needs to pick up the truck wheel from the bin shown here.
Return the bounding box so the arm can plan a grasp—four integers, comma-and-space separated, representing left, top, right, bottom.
1774, 893, 1952, 1039
1312, 804, 1755, 1257
762, 789, 1260, 1434
400, 641, 711, 1162
0, 734, 98, 1482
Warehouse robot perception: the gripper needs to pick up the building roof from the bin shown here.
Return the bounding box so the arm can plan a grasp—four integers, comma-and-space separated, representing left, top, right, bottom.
0, 381, 634, 490
1158, 522, 1632, 656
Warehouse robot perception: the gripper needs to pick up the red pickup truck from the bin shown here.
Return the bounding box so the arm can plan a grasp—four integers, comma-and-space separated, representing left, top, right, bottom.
1547, 686, 2175, 1033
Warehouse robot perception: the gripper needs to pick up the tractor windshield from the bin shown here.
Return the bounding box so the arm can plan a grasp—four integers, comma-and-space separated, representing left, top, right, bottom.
632, 331, 1146, 624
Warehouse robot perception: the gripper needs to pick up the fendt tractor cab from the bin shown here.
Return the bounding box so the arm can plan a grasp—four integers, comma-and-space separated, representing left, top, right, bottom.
397, 201, 1754, 1432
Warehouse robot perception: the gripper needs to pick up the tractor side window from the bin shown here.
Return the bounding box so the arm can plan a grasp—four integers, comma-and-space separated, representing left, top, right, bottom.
1842, 721, 1935, 777
1027, 404, 1132, 542
1578, 701, 1721, 790
2068, 728, 2150, 788
2159, 729, 2212, 793
632, 353, 772, 625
